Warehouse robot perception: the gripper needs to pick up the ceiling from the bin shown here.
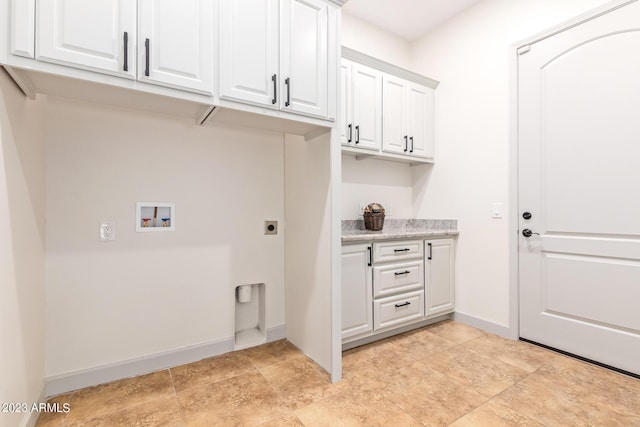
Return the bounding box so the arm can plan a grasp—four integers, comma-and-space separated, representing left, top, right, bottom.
342, 0, 482, 42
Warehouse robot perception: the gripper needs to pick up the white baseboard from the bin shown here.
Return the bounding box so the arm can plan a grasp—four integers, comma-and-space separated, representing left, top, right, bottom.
453, 311, 511, 338
342, 314, 453, 351
267, 324, 286, 341
46, 325, 286, 397
21, 383, 46, 427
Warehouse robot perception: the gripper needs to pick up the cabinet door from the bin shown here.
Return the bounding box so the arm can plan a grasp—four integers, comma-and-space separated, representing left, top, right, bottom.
37, 0, 136, 78
342, 244, 373, 340
219, 0, 279, 106
11, 0, 35, 58
138, 0, 213, 94
382, 74, 409, 155
280, 0, 328, 118
352, 63, 382, 151
408, 83, 435, 159
340, 60, 353, 146
425, 238, 455, 317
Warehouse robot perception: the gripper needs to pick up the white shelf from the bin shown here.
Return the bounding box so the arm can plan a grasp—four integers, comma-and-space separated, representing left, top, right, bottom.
342, 147, 434, 166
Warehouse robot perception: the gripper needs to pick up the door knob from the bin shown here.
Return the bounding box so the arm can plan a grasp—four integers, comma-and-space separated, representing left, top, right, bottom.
522, 229, 540, 238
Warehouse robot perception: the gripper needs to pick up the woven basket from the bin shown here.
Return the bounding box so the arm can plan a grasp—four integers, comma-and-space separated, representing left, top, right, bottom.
363, 212, 385, 231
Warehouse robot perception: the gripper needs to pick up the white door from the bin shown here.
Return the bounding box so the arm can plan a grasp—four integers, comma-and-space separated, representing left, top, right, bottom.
519, 0, 640, 376
138, 0, 213, 94
340, 60, 353, 146
37, 0, 136, 78
382, 74, 409, 155
425, 238, 454, 317
219, 0, 279, 106
280, 0, 328, 118
352, 63, 382, 151
408, 83, 434, 159
341, 244, 373, 340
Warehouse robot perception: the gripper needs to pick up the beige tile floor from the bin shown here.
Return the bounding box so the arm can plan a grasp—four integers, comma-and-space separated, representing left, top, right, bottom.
36, 320, 640, 426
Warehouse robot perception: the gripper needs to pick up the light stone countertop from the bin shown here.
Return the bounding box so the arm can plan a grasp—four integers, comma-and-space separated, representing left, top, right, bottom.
341, 219, 458, 243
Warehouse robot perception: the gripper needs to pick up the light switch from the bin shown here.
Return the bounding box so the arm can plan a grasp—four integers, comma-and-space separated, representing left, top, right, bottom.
492, 203, 503, 219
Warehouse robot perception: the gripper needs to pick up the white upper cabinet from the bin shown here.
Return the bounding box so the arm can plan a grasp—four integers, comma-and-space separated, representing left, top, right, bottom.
37, 0, 137, 79
381, 74, 409, 155
407, 83, 435, 159
138, 0, 213, 95
342, 48, 438, 164
219, 0, 330, 118
219, 0, 279, 106
341, 59, 382, 151
382, 73, 434, 159
36, 0, 212, 94
10, 0, 35, 58
280, 0, 328, 118
339, 60, 352, 145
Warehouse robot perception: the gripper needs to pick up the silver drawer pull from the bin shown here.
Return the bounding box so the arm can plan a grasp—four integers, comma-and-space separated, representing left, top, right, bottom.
395, 302, 411, 308
394, 271, 410, 276
393, 248, 410, 252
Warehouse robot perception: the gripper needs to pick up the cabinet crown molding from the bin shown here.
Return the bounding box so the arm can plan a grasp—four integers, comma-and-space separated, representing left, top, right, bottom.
342, 46, 439, 89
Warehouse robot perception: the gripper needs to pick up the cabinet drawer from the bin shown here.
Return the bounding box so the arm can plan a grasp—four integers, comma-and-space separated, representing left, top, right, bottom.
373, 290, 424, 330
373, 260, 423, 298
373, 240, 423, 263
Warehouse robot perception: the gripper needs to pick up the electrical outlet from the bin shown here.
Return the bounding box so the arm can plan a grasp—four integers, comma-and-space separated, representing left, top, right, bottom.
386, 204, 393, 216
100, 222, 116, 241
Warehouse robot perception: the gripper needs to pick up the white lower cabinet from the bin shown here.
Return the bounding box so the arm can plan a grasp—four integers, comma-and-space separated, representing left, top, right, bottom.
341, 244, 373, 340
373, 260, 423, 298
342, 237, 455, 344
373, 239, 423, 263
425, 238, 455, 317
374, 290, 424, 330
371, 240, 424, 332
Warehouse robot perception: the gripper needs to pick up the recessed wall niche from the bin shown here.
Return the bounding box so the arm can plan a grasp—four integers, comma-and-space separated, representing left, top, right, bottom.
136, 202, 175, 232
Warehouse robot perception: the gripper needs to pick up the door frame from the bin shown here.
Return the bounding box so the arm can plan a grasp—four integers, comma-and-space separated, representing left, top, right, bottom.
508, 0, 637, 340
